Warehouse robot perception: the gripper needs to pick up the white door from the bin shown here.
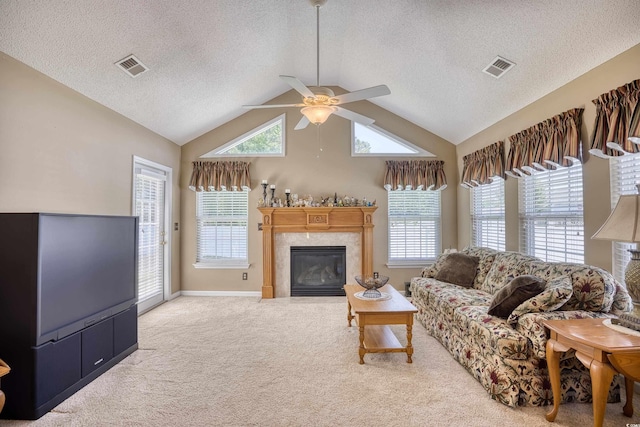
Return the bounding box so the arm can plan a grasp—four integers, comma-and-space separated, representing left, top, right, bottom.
133, 157, 172, 314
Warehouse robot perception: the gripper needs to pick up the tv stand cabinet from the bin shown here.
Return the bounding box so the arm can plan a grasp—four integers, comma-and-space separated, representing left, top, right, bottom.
0, 306, 137, 420
0, 213, 139, 420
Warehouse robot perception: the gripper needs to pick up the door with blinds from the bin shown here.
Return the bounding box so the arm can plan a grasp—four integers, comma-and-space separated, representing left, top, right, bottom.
133, 157, 172, 314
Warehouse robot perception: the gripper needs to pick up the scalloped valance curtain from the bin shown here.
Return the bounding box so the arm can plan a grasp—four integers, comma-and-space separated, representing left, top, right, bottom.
588, 79, 640, 158
383, 160, 447, 191
460, 140, 505, 188
505, 108, 583, 178
188, 161, 251, 192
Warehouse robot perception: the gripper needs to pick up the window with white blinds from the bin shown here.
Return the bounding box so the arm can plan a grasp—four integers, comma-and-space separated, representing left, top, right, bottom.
470, 179, 505, 251
609, 153, 640, 283
196, 191, 249, 268
519, 162, 584, 262
387, 190, 441, 266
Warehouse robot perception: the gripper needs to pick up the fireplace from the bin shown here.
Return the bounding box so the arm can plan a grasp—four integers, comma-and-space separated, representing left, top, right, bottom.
290, 246, 346, 296
258, 206, 377, 298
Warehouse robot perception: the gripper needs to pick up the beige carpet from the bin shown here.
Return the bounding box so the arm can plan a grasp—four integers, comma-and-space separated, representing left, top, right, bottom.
1, 296, 639, 427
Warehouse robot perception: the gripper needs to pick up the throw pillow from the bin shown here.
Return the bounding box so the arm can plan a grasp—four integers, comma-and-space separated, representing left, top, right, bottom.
421, 249, 457, 278
487, 275, 547, 319
434, 252, 479, 288
506, 275, 573, 325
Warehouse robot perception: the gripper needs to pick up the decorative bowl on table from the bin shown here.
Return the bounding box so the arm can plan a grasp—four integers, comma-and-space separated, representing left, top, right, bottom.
354, 275, 389, 299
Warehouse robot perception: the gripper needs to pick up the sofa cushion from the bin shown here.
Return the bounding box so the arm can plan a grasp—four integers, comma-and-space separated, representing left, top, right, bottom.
507, 275, 573, 325
562, 266, 617, 312
434, 253, 479, 287
526, 261, 618, 313
488, 275, 547, 319
453, 306, 530, 360
482, 251, 540, 295
461, 246, 500, 289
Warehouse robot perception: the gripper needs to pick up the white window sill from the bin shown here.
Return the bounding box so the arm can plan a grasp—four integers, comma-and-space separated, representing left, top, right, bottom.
386, 261, 434, 269
193, 262, 250, 269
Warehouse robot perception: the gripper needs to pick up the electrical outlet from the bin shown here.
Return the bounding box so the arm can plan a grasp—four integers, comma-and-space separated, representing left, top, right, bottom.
373, 272, 379, 279
242, 272, 248, 280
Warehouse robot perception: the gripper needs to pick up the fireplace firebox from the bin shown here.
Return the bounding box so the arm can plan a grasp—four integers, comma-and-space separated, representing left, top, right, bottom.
290, 246, 346, 296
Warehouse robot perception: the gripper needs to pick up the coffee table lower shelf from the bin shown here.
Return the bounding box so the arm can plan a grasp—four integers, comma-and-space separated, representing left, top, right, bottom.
363, 325, 404, 352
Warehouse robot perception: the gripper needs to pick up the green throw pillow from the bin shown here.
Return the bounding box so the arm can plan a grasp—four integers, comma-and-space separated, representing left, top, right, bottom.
487, 275, 547, 319
507, 275, 573, 325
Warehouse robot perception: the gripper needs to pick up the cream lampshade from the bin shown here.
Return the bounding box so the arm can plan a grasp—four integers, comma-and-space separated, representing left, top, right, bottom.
301, 105, 337, 125
592, 188, 640, 305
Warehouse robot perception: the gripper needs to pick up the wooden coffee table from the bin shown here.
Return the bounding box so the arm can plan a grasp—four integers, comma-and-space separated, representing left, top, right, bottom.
544, 318, 640, 427
344, 284, 418, 364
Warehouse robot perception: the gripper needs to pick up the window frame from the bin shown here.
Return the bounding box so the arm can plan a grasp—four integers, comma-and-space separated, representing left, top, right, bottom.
201, 114, 286, 158
518, 162, 585, 263
470, 178, 506, 251
194, 190, 250, 269
351, 122, 435, 157
386, 189, 441, 268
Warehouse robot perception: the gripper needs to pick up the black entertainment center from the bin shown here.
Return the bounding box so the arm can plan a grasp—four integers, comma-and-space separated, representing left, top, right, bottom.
0, 213, 139, 420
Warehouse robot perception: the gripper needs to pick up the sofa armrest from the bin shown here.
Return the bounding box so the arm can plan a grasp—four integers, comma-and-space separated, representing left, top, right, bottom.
514, 311, 615, 359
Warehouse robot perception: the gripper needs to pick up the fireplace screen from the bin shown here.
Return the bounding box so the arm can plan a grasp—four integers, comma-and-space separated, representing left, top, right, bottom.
290, 246, 346, 296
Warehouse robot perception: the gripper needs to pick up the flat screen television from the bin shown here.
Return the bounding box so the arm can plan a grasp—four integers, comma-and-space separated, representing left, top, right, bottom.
37, 214, 138, 345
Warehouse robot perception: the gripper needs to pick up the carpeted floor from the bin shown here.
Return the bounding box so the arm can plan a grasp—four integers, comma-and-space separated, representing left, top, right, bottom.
1, 296, 639, 426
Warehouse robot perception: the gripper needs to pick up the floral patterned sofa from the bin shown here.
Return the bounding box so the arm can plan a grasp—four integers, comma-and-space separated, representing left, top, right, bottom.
410, 246, 634, 407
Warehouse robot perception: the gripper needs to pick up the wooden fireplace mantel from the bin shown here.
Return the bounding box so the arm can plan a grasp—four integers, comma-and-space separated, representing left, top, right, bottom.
258, 206, 377, 298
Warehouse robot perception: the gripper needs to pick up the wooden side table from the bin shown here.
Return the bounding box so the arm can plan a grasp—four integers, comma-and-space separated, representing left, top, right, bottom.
0, 359, 10, 414
544, 318, 640, 427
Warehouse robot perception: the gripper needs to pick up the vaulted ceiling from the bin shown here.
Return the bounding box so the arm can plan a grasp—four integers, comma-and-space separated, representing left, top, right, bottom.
1, 0, 639, 146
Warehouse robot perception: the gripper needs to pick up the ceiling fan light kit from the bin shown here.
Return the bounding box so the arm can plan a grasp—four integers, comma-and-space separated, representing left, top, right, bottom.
301, 105, 337, 125
242, 0, 390, 130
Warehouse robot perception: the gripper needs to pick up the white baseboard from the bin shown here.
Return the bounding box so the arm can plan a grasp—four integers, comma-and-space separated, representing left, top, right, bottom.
178, 290, 262, 297
168, 291, 182, 300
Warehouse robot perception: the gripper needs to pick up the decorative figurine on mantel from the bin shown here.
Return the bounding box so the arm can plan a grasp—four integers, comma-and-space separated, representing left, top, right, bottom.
258, 190, 377, 208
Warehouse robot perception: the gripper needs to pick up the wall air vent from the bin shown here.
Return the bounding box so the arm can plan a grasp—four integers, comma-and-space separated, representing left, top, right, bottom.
115, 54, 148, 78
482, 56, 515, 79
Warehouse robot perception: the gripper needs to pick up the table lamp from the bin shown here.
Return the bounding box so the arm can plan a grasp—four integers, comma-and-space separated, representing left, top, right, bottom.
592, 184, 640, 311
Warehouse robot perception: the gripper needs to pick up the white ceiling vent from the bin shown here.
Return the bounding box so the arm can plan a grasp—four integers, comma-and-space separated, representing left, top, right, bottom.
482, 56, 515, 79
115, 54, 148, 78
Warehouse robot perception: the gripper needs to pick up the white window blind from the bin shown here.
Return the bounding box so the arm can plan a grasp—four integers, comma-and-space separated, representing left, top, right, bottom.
610, 153, 640, 283
196, 191, 248, 267
388, 190, 441, 265
135, 171, 165, 303
519, 162, 584, 262
470, 179, 505, 251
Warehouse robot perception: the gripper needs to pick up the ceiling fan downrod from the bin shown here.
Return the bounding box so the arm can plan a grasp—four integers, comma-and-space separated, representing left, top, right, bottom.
310, 0, 328, 87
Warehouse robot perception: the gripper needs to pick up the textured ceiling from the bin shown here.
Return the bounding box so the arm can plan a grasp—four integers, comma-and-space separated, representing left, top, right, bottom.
1, 0, 639, 146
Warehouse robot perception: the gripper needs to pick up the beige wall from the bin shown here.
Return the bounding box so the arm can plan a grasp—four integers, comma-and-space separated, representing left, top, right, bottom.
456, 43, 640, 271
180, 88, 457, 293
0, 52, 182, 294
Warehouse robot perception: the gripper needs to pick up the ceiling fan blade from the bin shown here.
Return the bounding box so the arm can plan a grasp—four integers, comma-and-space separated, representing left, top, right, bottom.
294, 116, 310, 130
332, 85, 391, 105
333, 107, 375, 126
242, 103, 303, 109
280, 75, 316, 99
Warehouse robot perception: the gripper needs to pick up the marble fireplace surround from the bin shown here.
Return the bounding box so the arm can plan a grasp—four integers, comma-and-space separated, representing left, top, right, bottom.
258, 207, 376, 298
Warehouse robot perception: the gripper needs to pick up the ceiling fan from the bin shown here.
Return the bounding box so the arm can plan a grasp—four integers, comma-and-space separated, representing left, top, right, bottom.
242, 0, 391, 130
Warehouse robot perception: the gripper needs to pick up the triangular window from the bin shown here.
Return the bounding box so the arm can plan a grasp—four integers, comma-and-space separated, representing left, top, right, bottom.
351, 122, 434, 157
202, 114, 285, 157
